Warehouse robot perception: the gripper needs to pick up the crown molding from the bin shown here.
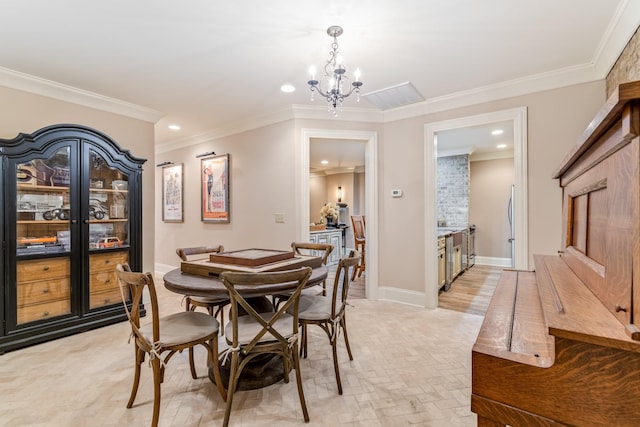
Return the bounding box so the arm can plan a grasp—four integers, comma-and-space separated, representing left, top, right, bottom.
2, 2, 636, 152
291, 103, 384, 123
381, 63, 600, 123
159, 1, 637, 153
383, 1, 640, 124
593, 0, 640, 76
156, 104, 384, 154
470, 150, 514, 162
0, 66, 164, 123
155, 105, 297, 154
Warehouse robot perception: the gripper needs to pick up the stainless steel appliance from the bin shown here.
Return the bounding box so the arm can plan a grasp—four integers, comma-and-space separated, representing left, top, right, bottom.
508, 184, 515, 268
461, 227, 468, 271
444, 232, 453, 291
437, 237, 446, 290
451, 230, 463, 278
467, 224, 476, 268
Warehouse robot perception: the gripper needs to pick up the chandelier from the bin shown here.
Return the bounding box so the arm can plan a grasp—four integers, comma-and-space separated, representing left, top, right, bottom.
307, 25, 363, 116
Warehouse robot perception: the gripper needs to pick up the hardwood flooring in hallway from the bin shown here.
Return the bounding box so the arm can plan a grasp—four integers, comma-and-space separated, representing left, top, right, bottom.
438, 264, 502, 316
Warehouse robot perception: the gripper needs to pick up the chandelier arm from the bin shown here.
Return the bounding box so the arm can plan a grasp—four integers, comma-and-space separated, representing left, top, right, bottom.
308, 83, 330, 99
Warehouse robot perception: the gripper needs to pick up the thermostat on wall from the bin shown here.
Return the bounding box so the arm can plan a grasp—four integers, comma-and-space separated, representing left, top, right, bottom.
391, 189, 403, 198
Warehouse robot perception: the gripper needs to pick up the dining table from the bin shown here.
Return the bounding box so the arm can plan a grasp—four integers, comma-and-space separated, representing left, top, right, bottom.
163, 261, 328, 390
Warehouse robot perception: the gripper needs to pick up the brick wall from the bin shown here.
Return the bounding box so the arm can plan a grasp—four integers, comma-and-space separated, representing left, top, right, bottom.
437, 155, 469, 227
607, 25, 640, 97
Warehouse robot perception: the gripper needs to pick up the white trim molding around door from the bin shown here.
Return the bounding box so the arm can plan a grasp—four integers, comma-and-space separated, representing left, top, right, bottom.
424, 107, 528, 309
300, 128, 379, 300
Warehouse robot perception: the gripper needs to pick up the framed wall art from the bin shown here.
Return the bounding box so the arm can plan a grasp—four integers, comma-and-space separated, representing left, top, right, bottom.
162, 163, 184, 222
201, 154, 229, 223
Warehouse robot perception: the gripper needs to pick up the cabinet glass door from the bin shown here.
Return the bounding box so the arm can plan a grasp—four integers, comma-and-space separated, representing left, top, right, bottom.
15, 147, 72, 324
87, 149, 130, 309
88, 149, 129, 251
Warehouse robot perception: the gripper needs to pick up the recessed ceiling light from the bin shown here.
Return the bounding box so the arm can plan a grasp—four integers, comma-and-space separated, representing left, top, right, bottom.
321, 160, 329, 165
497, 144, 507, 149
491, 129, 504, 135
168, 124, 181, 131
280, 84, 295, 93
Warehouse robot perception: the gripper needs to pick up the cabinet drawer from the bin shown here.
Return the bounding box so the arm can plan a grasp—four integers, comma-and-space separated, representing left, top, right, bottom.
17, 258, 70, 282
17, 278, 70, 306
89, 251, 129, 272
90, 270, 120, 293
17, 299, 71, 324
90, 289, 123, 309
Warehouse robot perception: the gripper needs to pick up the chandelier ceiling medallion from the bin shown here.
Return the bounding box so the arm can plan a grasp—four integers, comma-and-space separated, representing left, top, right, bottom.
307, 25, 363, 116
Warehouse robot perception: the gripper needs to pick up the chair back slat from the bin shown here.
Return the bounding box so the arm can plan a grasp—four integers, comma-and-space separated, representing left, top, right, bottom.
220, 267, 312, 354
331, 251, 361, 316
176, 245, 224, 261
351, 215, 365, 242
116, 263, 160, 350
291, 242, 333, 266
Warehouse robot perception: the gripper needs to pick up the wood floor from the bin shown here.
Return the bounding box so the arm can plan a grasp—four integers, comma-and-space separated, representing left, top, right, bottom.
437, 265, 501, 316
0, 266, 497, 426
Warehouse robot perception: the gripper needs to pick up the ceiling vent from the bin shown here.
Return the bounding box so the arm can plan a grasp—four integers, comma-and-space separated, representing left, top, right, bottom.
362, 82, 424, 110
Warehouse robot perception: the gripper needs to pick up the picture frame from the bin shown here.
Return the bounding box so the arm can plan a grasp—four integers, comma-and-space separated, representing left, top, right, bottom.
201, 154, 230, 223
162, 163, 184, 223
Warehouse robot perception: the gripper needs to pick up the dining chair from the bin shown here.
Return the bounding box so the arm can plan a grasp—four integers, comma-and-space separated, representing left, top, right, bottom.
350, 215, 366, 280
219, 267, 312, 427
271, 242, 334, 310
176, 244, 230, 378
296, 251, 360, 395
115, 264, 226, 427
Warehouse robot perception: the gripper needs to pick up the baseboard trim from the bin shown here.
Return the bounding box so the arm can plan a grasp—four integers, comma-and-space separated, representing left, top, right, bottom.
475, 256, 512, 268
155, 262, 177, 278
377, 286, 427, 308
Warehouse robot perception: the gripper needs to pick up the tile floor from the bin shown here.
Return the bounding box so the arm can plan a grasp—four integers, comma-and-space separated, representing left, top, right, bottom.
0, 274, 484, 426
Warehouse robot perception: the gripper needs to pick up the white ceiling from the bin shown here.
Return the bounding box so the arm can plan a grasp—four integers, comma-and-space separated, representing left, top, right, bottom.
310, 138, 366, 174
437, 120, 515, 159
0, 0, 638, 152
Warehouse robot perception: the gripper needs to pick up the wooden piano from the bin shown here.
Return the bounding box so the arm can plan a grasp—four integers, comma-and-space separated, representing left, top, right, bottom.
472, 81, 640, 426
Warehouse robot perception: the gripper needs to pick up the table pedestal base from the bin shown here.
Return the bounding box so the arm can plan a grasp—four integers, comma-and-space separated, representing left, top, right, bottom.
209, 297, 287, 390
209, 354, 286, 391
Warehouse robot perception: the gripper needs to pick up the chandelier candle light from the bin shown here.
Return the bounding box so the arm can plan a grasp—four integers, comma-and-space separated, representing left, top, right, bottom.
308, 25, 363, 116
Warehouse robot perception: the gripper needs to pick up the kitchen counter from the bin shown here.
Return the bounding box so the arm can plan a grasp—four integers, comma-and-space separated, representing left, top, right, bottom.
437, 226, 467, 237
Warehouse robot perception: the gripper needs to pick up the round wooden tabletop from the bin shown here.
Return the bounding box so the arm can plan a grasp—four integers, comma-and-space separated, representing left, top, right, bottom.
163, 264, 328, 298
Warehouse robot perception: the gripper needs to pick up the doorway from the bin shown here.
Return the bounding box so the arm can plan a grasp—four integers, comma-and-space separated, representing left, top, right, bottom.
436, 120, 516, 268
300, 128, 378, 300
309, 138, 366, 252
424, 107, 528, 309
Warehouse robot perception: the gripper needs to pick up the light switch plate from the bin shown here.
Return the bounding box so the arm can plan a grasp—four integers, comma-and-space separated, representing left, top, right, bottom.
391, 189, 403, 197
275, 213, 285, 223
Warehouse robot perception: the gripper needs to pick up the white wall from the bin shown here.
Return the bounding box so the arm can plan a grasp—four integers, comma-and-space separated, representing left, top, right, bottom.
378, 81, 605, 296
470, 157, 515, 259
309, 174, 327, 224
154, 120, 301, 272
154, 82, 606, 306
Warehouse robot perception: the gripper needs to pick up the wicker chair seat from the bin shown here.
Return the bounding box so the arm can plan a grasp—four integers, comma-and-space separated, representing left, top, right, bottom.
139, 311, 219, 347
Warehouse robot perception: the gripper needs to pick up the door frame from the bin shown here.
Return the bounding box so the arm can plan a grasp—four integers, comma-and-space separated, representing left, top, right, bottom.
424, 107, 528, 308
300, 128, 378, 299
